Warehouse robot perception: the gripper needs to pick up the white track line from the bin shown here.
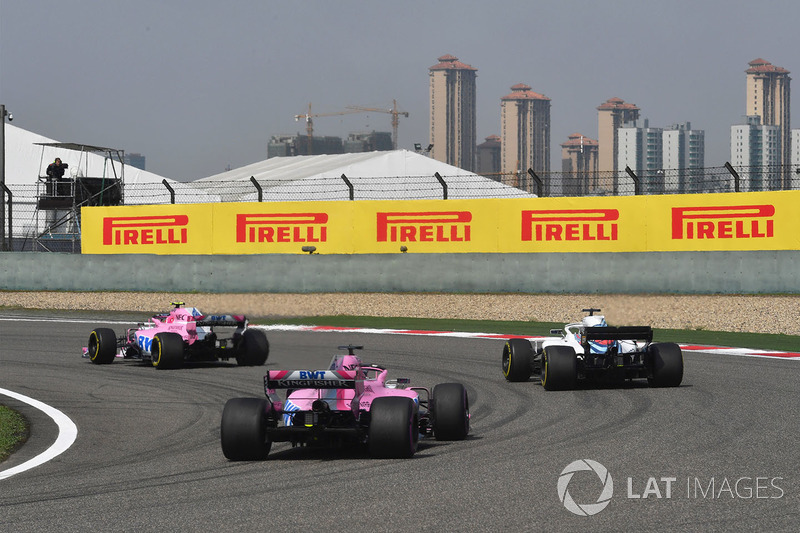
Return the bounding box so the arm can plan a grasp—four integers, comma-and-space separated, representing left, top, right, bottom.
257, 324, 800, 360
0, 388, 78, 480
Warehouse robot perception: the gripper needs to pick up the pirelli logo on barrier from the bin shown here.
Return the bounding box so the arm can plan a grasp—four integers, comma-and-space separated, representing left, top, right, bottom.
376, 211, 472, 243
671, 205, 775, 240
236, 213, 329, 243
102, 215, 189, 245
521, 209, 619, 241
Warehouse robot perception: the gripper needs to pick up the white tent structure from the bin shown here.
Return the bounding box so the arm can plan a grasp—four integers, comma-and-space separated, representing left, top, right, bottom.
3, 123, 220, 204
191, 150, 535, 202
2, 124, 220, 250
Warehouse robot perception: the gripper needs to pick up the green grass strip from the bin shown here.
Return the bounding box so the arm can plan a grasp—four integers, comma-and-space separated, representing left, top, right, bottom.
0, 405, 29, 463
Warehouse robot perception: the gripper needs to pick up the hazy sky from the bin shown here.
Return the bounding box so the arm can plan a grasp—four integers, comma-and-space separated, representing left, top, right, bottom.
2, 0, 798, 182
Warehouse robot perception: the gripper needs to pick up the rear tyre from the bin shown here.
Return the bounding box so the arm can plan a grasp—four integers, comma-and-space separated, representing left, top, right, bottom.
220, 397, 272, 460
431, 383, 469, 441
151, 332, 184, 369
502, 339, 533, 382
647, 343, 683, 387
88, 328, 117, 364
368, 397, 418, 459
236, 328, 270, 366
541, 345, 577, 391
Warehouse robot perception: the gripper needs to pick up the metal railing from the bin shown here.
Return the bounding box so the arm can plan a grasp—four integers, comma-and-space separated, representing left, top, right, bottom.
3, 164, 798, 251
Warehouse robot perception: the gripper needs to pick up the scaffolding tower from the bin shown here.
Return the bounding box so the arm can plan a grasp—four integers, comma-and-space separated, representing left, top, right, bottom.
32, 142, 125, 252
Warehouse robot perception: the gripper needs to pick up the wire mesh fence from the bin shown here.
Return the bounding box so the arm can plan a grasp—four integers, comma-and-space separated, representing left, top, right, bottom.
2, 164, 798, 252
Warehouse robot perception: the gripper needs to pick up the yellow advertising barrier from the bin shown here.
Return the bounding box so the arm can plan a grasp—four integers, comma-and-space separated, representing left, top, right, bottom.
81, 190, 800, 254
81, 204, 214, 255
211, 201, 355, 254
644, 191, 800, 251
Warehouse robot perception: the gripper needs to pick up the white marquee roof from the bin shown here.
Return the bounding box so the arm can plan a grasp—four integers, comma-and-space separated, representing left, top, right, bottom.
191, 150, 534, 202
3, 123, 220, 204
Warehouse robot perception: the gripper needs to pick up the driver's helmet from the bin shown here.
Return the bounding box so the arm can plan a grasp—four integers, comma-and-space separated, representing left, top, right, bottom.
582, 315, 607, 328
329, 354, 361, 372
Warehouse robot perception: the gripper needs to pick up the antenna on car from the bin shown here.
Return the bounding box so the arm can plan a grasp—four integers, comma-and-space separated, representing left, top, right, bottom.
337, 345, 364, 355
582, 308, 602, 316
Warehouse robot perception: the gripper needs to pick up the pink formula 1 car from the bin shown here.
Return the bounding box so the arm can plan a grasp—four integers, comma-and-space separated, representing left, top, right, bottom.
220, 345, 470, 460
84, 302, 269, 369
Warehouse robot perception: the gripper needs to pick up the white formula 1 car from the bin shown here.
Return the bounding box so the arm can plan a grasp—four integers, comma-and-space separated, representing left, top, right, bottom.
502, 308, 683, 390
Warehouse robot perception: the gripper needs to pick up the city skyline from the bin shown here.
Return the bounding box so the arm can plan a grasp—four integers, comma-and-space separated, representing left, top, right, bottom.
2, 1, 799, 182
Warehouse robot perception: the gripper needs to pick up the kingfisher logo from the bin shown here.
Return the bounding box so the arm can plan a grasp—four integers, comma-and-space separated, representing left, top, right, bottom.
522, 209, 618, 242
376, 211, 471, 242
671, 205, 775, 239
102, 215, 188, 245
236, 213, 328, 243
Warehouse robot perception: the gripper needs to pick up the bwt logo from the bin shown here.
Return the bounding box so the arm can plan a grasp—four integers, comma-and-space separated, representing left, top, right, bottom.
236, 213, 328, 243
522, 209, 618, 242
103, 215, 188, 245
376, 211, 472, 242
671, 205, 775, 240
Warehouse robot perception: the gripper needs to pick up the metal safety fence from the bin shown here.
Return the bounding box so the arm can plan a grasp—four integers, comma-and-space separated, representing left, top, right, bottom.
2, 164, 799, 252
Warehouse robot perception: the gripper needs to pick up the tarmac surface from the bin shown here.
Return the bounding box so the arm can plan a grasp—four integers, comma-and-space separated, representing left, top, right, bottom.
0, 311, 798, 531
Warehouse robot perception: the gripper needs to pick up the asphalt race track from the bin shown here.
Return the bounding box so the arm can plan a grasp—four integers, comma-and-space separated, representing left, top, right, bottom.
1, 311, 798, 532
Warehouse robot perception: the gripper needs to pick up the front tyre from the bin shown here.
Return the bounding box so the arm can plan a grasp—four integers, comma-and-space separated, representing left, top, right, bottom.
369, 397, 418, 459
220, 398, 272, 460
502, 339, 533, 382
431, 383, 469, 441
151, 332, 184, 369
647, 343, 683, 387
88, 328, 117, 364
541, 345, 577, 391
236, 328, 270, 366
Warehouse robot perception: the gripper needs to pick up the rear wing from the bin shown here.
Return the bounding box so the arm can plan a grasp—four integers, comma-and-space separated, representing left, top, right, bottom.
195, 314, 246, 327
265, 370, 357, 389
582, 326, 653, 344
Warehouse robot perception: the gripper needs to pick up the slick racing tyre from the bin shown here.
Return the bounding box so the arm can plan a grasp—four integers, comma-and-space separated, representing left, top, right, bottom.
431, 383, 470, 441
235, 328, 270, 366
151, 332, 184, 369
541, 345, 577, 391
87, 328, 117, 364
369, 397, 419, 459
647, 342, 684, 387
502, 338, 533, 382
220, 397, 272, 461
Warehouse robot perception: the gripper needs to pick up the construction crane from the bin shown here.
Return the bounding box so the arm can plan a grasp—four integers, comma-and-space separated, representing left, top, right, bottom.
346, 99, 409, 149
294, 103, 364, 154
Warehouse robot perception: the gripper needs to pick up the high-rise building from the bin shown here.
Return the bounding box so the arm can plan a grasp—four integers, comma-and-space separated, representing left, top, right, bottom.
618, 120, 705, 194
499, 84, 551, 181
618, 119, 663, 194
745, 58, 791, 188
731, 115, 781, 191
476, 134, 501, 175
597, 97, 640, 178
429, 54, 477, 171
663, 122, 705, 193
124, 153, 146, 170
560, 133, 599, 196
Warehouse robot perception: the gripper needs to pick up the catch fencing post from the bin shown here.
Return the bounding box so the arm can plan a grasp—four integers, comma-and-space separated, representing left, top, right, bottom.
162, 179, 175, 204
527, 168, 543, 197
250, 176, 263, 202
434, 172, 448, 199
340, 174, 354, 200
625, 166, 640, 195
724, 162, 741, 192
